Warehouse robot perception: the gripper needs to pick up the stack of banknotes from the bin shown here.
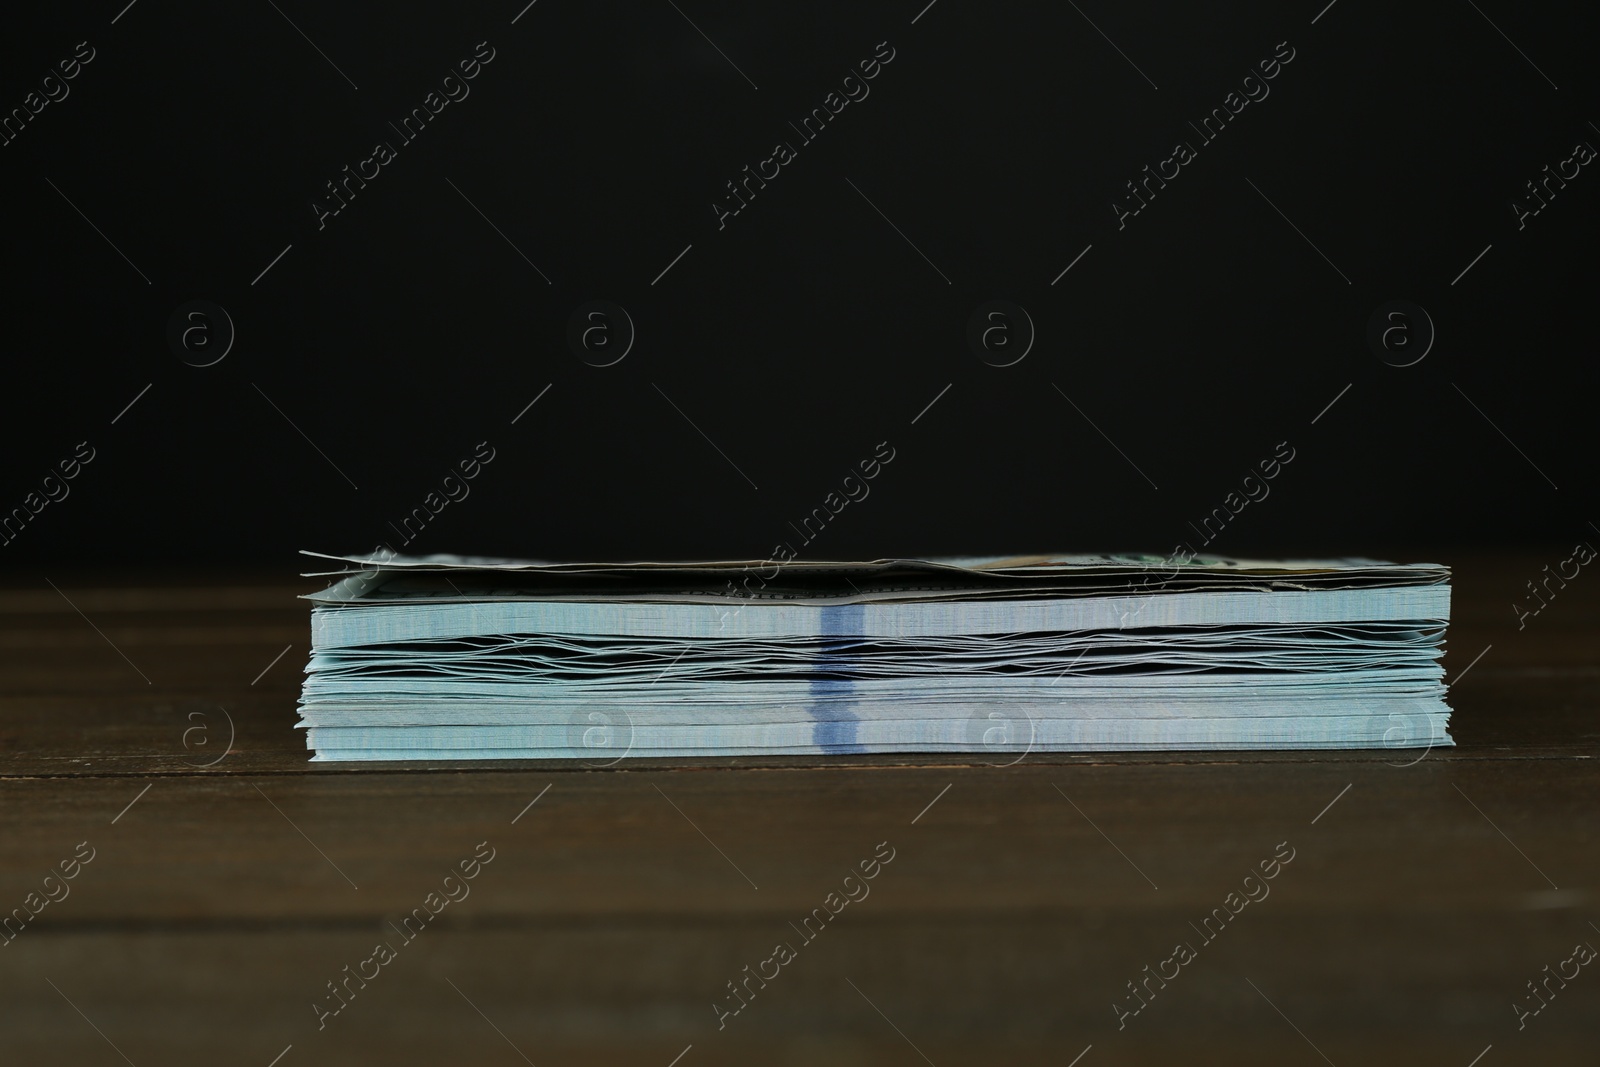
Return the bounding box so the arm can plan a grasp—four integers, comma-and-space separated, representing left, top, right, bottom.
295, 551, 1453, 761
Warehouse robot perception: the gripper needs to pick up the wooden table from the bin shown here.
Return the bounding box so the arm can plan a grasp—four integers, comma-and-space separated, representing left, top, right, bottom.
2, 554, 1595, 1065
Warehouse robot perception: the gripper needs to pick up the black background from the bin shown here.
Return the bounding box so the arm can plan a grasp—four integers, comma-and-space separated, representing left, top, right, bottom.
1, 0, 1595, 568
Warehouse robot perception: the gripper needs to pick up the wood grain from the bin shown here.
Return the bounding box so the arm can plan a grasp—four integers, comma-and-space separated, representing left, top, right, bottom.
0, 553, 1595, 1064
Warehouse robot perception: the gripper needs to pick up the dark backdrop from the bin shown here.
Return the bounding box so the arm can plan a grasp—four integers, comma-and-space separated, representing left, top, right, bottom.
2, 0, 1595, 567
